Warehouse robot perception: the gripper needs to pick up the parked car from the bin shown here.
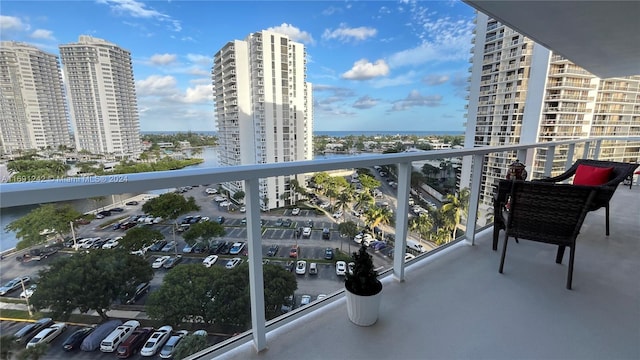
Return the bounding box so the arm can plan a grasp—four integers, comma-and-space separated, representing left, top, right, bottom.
332, 210, 343, 218
324, 248, 334, 260
163, 255, 182, 269
148, 240, 167, 252
202, 255, 218, 267
216, 216, 225, 224
62, 327, 93, 351
282, 218, 292, 227
205, 188, 218, 195
182, 243, 194, 253
140, 325, 173, 357
295, 260, 307, 275
159, 330, 189, 359
0, 275, 31, 296
152, 256, 171, 269
229, 242, 246, 255
124, 282, 150, 305
283, 261, 295, 272
317, 294, 327, 301
239, 206, 246, 213
300, 295, 312, 306
309, 262, 318, 275
110, 207, 124, 213
102, 237, 121, 249
225, 257, 242, 269
100, 320, 140, 353
160, 241, 177, 252
19, 284, 37, 299
322, 228, 331, 239
275, 218, 284, 226
302, 227, 312, 238
291, 207, 300, 216
116, 327, 153, 358
13, 318, 54, 344
125, 201, 139, 206
26, 322, 67, 348
81, 319, 123, 351
266, 244, 279, 257
335, 261, 347, 276
289, 245, 299, 258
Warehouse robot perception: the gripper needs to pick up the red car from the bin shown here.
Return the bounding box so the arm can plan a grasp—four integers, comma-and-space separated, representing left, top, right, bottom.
289, 245, 299, 258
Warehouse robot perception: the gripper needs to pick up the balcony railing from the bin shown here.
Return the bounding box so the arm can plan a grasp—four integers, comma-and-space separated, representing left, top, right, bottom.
1, 136, 639, 358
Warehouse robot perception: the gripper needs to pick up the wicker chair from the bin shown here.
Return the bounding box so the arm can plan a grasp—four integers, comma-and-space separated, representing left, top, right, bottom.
535, 159, 639, 236
496, 180, 596, 289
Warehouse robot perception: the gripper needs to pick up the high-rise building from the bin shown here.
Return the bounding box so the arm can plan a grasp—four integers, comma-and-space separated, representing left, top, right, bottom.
0, 41, 72, 154
461, 13, 640, 219
59, 36, 141, 157
212, 30, 313, 210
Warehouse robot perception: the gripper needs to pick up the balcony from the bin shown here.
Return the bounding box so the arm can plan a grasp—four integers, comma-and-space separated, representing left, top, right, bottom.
1, 137, 638, 360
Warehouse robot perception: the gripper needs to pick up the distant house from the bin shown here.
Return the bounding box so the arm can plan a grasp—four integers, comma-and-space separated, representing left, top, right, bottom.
157, 142, 174, 148
178, 141, 191, 149
325, 143, 344, 152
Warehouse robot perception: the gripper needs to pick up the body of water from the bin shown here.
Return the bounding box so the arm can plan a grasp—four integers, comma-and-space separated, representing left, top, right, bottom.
142, 130, 464, 137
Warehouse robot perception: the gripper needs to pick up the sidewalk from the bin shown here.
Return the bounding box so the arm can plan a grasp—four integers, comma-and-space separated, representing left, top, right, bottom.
0, 301, 149, 321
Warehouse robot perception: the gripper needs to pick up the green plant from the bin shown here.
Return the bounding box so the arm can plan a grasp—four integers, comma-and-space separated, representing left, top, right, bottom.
344, 244, 382, 296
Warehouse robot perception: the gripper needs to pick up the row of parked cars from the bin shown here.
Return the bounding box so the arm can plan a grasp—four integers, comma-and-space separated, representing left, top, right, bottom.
9, 317, 207, 358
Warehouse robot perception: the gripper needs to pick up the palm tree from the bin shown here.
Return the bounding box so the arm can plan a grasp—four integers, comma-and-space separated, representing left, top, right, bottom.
409, 213, 434, 242
363, 206, 393, 238
441, 188, 470, 240
334, 189, 354, 221
354, 191, 374, 213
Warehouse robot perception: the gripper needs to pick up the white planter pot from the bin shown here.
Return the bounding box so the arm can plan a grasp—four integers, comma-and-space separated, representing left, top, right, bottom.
345, 286, 383, 326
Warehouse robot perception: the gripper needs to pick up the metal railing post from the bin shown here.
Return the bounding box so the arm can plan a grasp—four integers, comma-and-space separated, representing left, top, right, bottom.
244, 177, 267, 352
593, 139, 602, 159
465, 154, 484, 245
565, 144, 576, 169
393, 162, 411, 282
544, 145, 555, 177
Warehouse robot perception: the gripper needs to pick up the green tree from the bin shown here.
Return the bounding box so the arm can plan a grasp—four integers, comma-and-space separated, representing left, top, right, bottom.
146, 263, 296, 329
142, 192, 200, 222
120, 227, 164, 251
1, 335, 18, 360
182, 221, 226, 247
409, 213, 434, 241
354, 191, 374, 213
338, 220, 359, 252
363, 206, 394, 231
441, 188, 470, 240
173, 333, 209, 360
5, 204, 81, 250
232, 190, 245, 204
31, 250, 153, 320
357, 174, 380, 191
16, 342, 48, 360
334, 189, 354, 221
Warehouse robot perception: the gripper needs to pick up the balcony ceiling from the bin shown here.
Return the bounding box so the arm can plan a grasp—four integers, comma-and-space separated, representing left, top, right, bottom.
464, 0, 640, 78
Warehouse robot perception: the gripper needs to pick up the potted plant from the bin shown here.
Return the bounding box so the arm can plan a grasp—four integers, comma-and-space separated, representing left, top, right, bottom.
344, 244, 383, 326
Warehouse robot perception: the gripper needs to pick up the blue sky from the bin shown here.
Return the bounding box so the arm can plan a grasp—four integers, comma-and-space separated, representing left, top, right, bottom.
1, 0, 476, 132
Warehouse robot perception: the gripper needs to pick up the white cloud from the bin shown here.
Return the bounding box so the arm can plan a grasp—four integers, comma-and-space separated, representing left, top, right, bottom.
370, 70, 418, 88
0, 15, 28, 31
266, 23, 315, 45
391, 90, 443, 111
186, 67, 210, 76
97, 0, 181, 31
136, 75, 178, 96
353, 96, 379, 109
184, 84, 213, 104
149, 53, 177, 66
30, 29, 54, 40
341, 59, 390, 80
322, 24, 377, 42
423, 74, 450, 86
186, 53, 212, 66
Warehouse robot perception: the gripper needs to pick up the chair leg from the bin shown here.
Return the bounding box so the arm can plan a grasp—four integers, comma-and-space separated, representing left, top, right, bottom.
492, 226, 499, 251
566, 245, 576, 290
605, 203, 610, 236
555, 245, 566, 264
499, 234, 509, 274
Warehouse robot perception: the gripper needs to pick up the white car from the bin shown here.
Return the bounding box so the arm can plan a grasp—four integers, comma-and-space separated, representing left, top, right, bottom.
354, 233, 373, 244
26, 322, 67, 348
348, 262, 355, 276
317, 294, 327, 301
219, 200, 232, 207
239, 206, 246, 213
295, 260, 307, 275
152, 256, 171, 269
202, 255, 218, 268
213, 195, 226, 202
335, 261, 347, 276
291, 207, 300, 216
141, 325, 173, 357
229, 242, 246, 255
332, 210, 343, 218
102, 237, 121, 249
20, 284, 37, 299
405, 253, 416, 262
225, 257, 242, 269
300, 295, 311, 306
199, 216, 210, 222
205, 188, 218, 194
302, 227, 312, 238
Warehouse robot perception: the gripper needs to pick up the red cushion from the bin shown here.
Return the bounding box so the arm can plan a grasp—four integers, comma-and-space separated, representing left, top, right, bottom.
573, 165, 613, 186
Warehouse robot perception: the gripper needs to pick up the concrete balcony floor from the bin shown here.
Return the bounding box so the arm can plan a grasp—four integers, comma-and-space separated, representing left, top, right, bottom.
214, 186, 639, 360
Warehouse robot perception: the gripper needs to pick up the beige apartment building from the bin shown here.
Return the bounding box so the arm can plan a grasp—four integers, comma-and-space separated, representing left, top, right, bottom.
0, 41, 72, 154
59, 36, 141, 157
461, 12, 640, 218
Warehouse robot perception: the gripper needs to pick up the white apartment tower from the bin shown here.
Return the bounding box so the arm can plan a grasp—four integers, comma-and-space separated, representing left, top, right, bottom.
59, 36, 141, 157
0, 42, 72, 154
462, 13, 640, 219
212, 30, 313, 210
